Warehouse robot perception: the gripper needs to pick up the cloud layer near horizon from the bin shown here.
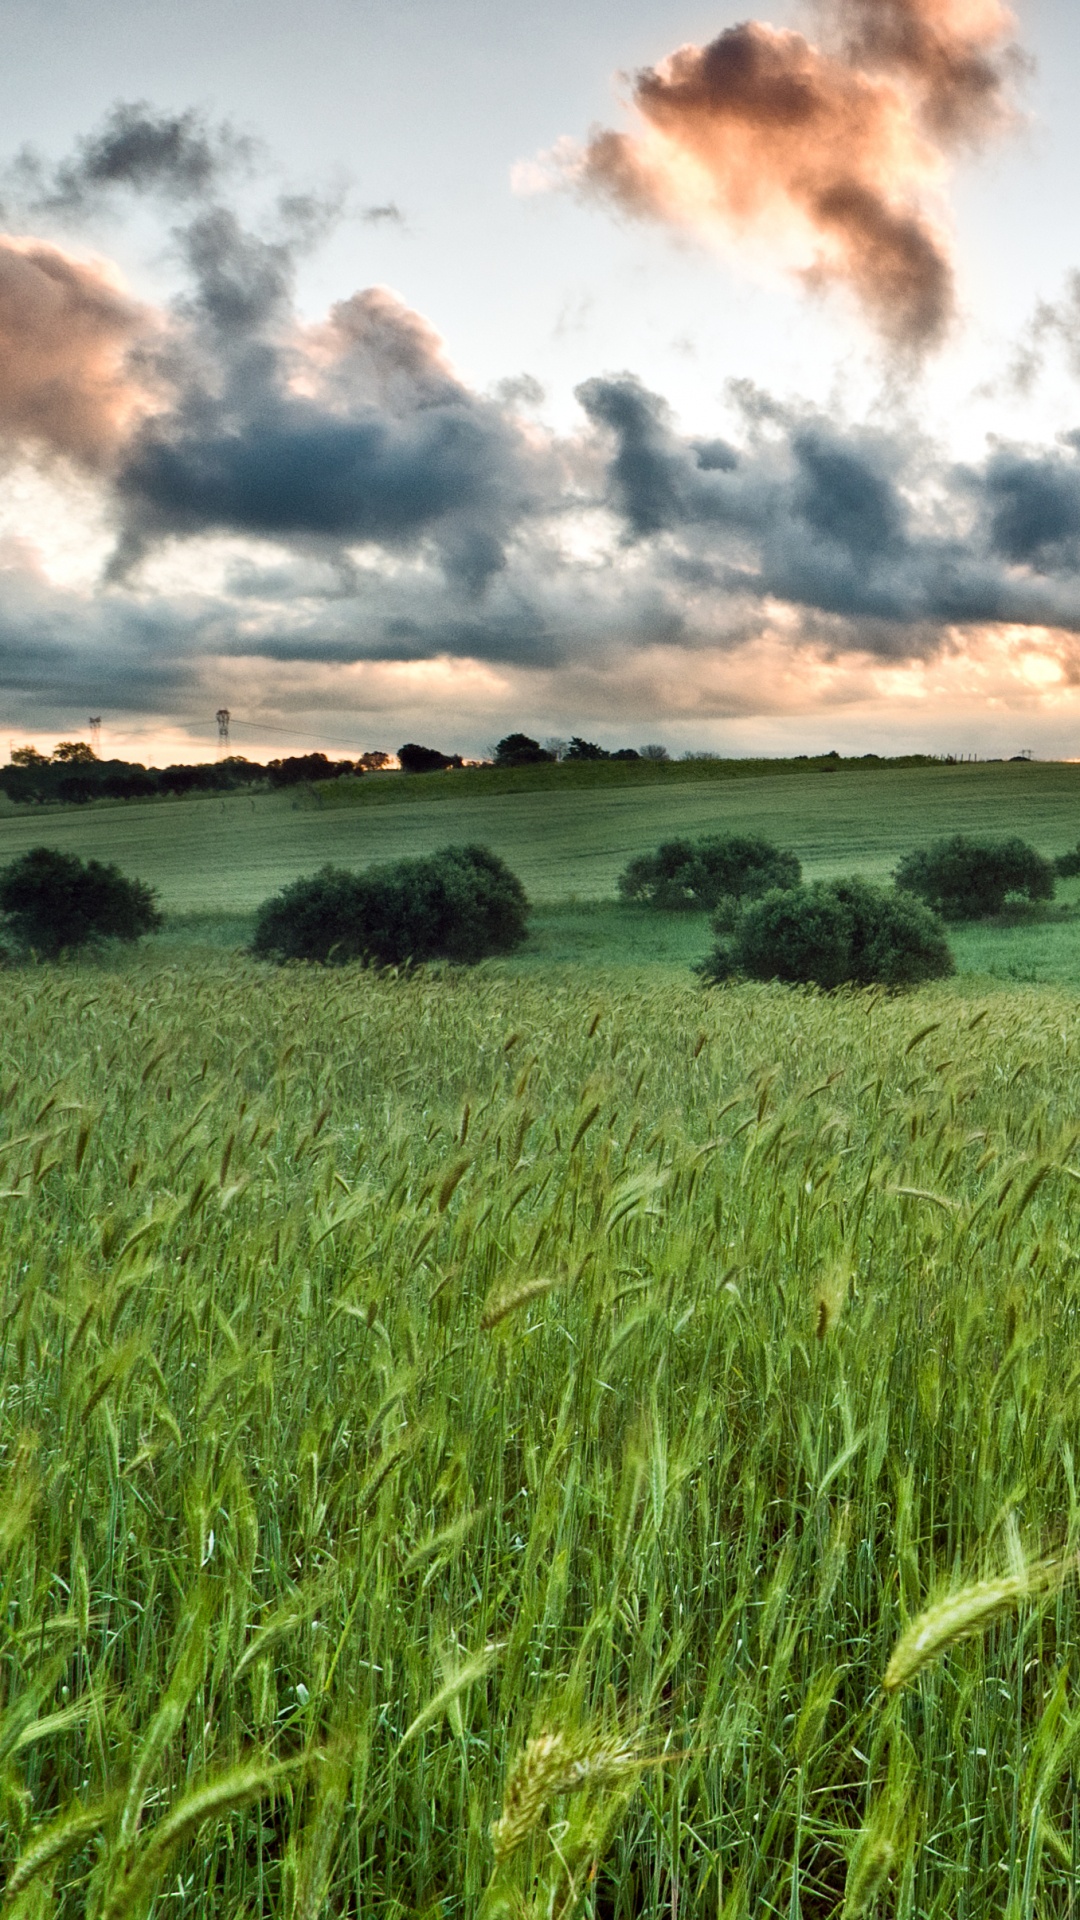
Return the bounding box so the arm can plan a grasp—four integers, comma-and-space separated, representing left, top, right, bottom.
535, 0, 1018, 348
5, 98, 1080, 755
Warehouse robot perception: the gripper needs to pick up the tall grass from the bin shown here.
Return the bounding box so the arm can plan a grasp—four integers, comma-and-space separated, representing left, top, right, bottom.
2, 958, 1080, 1913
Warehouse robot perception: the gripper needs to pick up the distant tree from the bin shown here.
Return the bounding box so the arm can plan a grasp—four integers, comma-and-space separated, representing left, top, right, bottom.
894, 835, 1055, 918
102, 768, 158, 800
398, 742, 463, 774
619, 835, 801, 914
493, 734, 554, 768
358, 751, 393, 770
543, 738, 569, 762
51, 741, 98, 764
252, 845, 529, 966
266, 753, 358, 788
701, 878, 953, 989
611, 748, 640, 761
638, 744, 669, 762
565, 737, 609, 761
9, 746, 48, 768
55, 776, 96, 806
0, 847, 162, 959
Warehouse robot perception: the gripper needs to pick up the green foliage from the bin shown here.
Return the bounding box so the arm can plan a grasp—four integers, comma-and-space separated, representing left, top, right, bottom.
0, 847, 162, 958
2, 759, 1077, 919
619, 833, 801, 913
703, 876, 954, 987
895, 833, 1056, 918
493, 734, 554, 768
1, 963, 1080, 1914
1055, 842, 1080, 877
397, 742, 462, 774
251, 844, 529, 965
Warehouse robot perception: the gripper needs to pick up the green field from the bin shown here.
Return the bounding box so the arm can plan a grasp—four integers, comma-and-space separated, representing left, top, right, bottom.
1, 759, 1078, 912
4, 765, 1080, 1915
4, 757, 1080, 987
4, 961, 1080, 1915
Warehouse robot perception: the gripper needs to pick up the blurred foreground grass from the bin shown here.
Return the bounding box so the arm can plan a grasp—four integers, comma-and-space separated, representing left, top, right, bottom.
3, 958, 1080, 1912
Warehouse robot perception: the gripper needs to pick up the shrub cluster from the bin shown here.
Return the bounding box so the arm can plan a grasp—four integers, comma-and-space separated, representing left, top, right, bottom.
701, 878, 953, 990
252, 844, 529, 966
0, 847, 162, 958
398, 743, 464, 774
619, 835, 801, 914
493, 734, 554, 768
894, 835, 1055, 918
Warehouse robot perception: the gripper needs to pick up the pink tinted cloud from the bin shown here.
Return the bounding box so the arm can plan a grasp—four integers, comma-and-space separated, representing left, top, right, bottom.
551, 0, 1019, 349
0, 237, 157, 467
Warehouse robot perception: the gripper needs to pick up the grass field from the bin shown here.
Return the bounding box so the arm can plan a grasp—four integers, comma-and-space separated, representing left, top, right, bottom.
5, 763, 1080, 1912
4, 960, 1080, 1915
1, 760, 1078, 914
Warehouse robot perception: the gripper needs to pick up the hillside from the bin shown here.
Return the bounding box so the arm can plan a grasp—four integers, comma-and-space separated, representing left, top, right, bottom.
0, 758, 1077, 914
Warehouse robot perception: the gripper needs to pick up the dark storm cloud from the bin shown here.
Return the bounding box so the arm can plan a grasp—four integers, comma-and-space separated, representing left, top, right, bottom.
581, 372, 1080, 641
791, 430, 906, 559
177, 205, 296, 336
21, 103, 252, 211
105, 238, 536, 586
0, 573, 208, 713
575, 376, 745, 536
114, 399, 526, 579
979, 444, 1080, 566
0, 102, 543, 589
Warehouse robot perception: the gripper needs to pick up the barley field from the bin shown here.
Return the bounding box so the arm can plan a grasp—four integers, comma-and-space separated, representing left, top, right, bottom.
4, 956, 1080, 1916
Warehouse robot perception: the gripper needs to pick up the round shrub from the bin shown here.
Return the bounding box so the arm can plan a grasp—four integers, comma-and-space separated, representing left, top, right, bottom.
0, 846, 162, 959
894, 835, 1055, 918
1056, 843, 1080, 878
618, 834, 801, 913
700, 878, 953, 989
252, 844, 529, 966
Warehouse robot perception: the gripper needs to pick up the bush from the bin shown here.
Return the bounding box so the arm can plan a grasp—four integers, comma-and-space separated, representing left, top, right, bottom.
700, 878, 953, 989
1056, 843, 1080, 878
618, 834, 801, 913
398, 743, 463, 774
266, 753, 358, 788
252, 844, 529, 966
0, 847, 162, 958
493, 734, 554, 768
894, 835, 1055, 918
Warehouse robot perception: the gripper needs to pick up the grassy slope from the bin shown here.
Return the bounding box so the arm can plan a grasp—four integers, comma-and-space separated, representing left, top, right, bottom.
5, 961, 1080, 1915
0, 759, 1078, 913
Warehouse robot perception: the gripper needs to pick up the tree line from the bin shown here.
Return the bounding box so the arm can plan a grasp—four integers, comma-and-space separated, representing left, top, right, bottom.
0, 743, 393, 806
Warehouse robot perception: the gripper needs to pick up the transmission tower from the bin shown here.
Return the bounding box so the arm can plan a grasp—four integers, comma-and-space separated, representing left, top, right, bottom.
88, 716, 101, 754
216, 708, 231, 753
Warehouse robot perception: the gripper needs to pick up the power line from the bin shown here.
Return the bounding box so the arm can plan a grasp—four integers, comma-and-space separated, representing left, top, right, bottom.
179, 714, 379, 755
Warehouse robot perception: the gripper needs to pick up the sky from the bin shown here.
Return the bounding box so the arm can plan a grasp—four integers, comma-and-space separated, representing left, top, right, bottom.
2, 0, 1080, 763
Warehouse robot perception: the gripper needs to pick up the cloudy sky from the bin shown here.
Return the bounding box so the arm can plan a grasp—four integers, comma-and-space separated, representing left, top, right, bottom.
2, 0, 1080, 763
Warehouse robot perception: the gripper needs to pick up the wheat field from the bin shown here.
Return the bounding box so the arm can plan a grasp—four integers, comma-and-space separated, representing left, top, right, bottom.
3, 957, 1080, 1915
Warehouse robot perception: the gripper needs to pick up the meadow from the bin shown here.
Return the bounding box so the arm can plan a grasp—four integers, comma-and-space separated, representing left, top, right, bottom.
4, 764, 1080, 1914
0, 758, 1078, 913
